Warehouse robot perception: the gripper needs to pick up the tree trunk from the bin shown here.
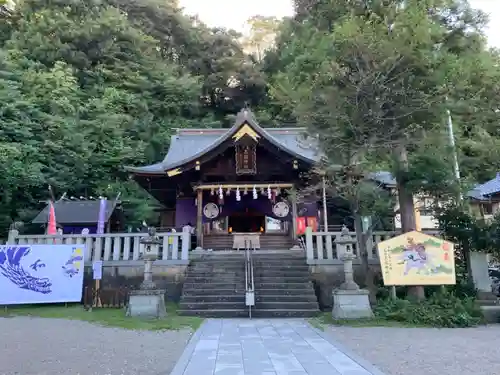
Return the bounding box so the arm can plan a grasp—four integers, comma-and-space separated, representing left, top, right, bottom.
354, 213, 377, 303
395, 143, 425, 300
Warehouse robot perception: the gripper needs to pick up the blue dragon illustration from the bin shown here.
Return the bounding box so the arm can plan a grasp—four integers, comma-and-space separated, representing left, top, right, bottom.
0, 246, 52, 294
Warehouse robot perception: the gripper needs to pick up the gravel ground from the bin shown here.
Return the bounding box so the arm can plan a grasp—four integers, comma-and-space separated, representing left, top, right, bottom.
327, 325, 500, 375
0, 317, 193, 375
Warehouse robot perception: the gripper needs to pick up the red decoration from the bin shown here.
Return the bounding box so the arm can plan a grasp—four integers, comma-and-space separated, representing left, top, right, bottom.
47, 201, 57, 235
307, 216, 318, 231
444, 252, 449, 261
442, 242, 450, 251
297, 217, 306, 235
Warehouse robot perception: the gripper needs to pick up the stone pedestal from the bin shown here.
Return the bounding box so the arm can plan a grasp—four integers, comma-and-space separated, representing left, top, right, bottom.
470, 252, 492, 293
126, 289, 167, 318
125, 226, 166, 319
332, 289, 373, 319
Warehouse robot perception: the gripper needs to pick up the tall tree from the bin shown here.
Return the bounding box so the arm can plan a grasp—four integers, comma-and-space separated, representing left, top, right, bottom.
109, 0, 269, 123
269, 0, 495, 298
241, 15, 281, 62
0, 0, 204, 232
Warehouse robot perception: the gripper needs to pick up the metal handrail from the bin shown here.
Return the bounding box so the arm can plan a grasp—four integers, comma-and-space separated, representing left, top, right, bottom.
244, 239, 255, 318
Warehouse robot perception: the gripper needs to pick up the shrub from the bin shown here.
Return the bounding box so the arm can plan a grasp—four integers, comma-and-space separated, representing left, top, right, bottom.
374, 291, 483, 328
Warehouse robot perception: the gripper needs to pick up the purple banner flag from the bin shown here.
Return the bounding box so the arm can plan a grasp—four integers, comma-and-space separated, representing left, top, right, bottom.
97, 198, 107, 234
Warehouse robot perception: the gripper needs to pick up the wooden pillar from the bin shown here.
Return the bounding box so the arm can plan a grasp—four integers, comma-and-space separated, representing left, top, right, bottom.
196, 189, 203, 248
291, 190, 298, 241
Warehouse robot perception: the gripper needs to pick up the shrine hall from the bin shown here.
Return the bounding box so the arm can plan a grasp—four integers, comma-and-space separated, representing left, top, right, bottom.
125, 108, 322, 250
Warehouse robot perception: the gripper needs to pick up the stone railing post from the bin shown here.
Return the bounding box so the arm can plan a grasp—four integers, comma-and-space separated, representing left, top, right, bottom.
305, 227, 314, 262
7, 229, 19, 244
181, 229, 190, 261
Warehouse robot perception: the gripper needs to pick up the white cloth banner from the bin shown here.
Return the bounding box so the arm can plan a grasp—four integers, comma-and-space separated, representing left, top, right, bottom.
0, 245, 85, 305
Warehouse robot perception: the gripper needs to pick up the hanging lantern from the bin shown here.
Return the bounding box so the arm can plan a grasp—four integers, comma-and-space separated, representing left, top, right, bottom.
252, 185, 258, 200
226, 188, 231, 196
267, 185, 272, 200
210, 188, 215, 195
276, 187, 281, 196
236, 187, 241, 201
243, 187, 248, 195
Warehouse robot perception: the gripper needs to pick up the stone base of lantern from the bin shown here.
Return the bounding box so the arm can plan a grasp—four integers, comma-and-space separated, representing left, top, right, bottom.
126, 289, 167, 319
332, 289, 373, 320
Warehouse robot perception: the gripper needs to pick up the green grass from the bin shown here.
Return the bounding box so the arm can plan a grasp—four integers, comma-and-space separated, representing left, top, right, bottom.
0, 302, 204, 331
309, 312, 422, 330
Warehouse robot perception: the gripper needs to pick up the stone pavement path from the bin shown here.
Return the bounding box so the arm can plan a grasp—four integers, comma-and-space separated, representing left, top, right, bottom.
170, 319, 386, 375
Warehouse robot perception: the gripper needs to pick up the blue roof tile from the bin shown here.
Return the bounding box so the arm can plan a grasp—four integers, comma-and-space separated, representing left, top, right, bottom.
466, 173, 500, 200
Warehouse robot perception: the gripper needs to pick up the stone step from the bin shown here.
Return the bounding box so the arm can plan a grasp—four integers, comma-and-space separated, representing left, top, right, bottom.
254, 301, 319, 310
251, 309, 319, 318
181, 295, 245, 303
182, 288, 245, 296
253, 276, 311, 283
253, 261, 308, 267
254, 267, 310, 273
186, 269, 245, 273
255, 294, 318, 302
177, 309, 249, 318
255, 282, 314, 289
180, 294, 318, 303
252, 270, 310, 277
190, 260, 245, 265
179, 301, 247, 310
183, 282, 246, 290
184, 277, 246, 283
257, 288, 316, 296
480, 305, 500, 323
188, 269, 245, 275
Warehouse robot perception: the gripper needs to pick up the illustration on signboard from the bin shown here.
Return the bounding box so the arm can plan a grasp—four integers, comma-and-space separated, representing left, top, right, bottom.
377, 231, 456, 286
0, 246, 53, 294
62, 247, 84, 278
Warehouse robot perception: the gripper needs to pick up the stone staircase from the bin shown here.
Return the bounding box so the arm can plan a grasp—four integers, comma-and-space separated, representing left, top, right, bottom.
178, 251, 319, 318
252, 252, 319, 318
178, 253, 248, 317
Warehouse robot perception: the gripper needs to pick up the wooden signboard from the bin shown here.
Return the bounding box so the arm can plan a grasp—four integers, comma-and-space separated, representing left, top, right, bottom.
377, 231, 456, 286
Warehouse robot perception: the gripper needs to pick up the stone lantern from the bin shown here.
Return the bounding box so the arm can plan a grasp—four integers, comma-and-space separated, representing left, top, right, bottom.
335, 226, 359, 291
139, 227, 162, 290
332, 225, 373, 319
126, 227, 167, 318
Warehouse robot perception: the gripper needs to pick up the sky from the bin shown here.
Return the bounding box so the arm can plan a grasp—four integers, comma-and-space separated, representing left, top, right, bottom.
179, 0, 500, 47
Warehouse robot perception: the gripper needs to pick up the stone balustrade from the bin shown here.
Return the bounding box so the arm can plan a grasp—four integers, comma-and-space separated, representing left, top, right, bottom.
6, 230, 191, 265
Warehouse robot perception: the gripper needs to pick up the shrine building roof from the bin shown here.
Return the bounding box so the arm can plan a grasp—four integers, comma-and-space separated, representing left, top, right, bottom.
125, 109, 320, 175
32, 199, 118, 225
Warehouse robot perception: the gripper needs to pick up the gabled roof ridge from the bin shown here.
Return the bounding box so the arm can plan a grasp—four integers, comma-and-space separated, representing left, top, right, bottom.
125, 109, 317, 175
175, 127, 307, 135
